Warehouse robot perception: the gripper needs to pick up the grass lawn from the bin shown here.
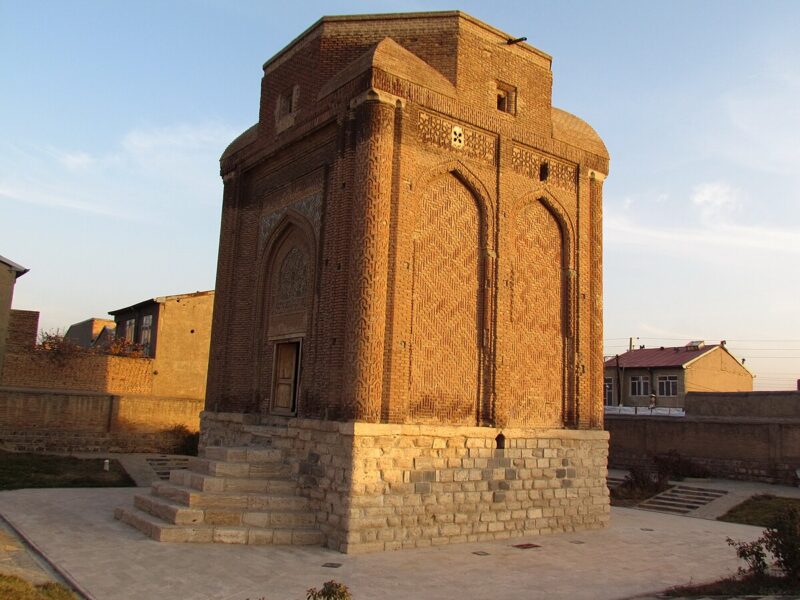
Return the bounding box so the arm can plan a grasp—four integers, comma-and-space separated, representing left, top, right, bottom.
0, 575, 77, 600
0, 450, 135, 490
718, 494, 800, 527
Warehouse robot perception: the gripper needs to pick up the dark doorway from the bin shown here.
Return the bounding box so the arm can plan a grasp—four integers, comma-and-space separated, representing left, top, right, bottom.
272, 341, 300, 414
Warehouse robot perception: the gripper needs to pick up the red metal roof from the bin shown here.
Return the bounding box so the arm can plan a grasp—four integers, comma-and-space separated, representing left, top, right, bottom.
604, 344, 719, 368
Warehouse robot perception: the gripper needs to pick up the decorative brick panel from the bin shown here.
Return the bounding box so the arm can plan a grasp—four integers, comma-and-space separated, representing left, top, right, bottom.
409, 173, 482, 425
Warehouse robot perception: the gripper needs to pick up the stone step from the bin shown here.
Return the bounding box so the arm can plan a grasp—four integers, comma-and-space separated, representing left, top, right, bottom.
134, 494, 205, 525
169, 470, 296, 494
114, 506, 323, 545
152, 482, 311, 512
202, 446, 283, 464
115, 507, 213, 543
134, 493, 316, 528
187, 456, 290, 479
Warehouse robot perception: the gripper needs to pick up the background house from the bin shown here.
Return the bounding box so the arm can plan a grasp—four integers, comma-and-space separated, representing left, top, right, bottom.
64, 318, 116, 348
604, 341, 753, 408
0, 255, 28, 377
109, 290, 214, 399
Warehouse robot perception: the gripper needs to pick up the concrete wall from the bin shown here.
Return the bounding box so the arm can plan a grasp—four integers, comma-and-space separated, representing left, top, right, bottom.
607, 413, 800, 484
684, 391, 798, 418
0, 386, 203, 453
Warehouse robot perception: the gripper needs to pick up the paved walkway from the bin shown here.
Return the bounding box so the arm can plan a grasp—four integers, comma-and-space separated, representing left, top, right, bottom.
0, 487, 774, 600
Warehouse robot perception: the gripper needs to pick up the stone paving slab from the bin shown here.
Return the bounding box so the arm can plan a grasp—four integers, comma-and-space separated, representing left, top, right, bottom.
0, 487, 771, 600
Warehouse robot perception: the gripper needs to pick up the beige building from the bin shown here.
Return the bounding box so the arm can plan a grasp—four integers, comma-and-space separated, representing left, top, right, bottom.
0, 256, 28, 377
109, 291, 214, 399
604, 341, 753, 409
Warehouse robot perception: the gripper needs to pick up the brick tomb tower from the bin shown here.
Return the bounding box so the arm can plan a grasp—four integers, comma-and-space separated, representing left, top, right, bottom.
117, 11, 610, 553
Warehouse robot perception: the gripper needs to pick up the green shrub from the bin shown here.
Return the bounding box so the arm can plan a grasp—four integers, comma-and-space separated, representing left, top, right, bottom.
763, 507, 800, 580
727, 537, 768, 577
728, 506, 800, 582
307, 580, 352, 600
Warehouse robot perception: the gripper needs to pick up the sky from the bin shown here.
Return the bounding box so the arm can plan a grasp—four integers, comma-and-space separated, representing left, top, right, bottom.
2, 0, 799, 390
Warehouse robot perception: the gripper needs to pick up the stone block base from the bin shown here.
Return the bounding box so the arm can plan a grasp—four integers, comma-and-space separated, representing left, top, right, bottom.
201, 412, 610, 554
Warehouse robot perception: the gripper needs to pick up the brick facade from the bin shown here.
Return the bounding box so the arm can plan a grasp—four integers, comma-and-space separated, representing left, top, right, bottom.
121, 11, 610, 552
206, 11, 609, 429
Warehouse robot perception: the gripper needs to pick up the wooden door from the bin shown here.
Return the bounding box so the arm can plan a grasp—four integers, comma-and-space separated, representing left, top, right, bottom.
272, 341, 300, 414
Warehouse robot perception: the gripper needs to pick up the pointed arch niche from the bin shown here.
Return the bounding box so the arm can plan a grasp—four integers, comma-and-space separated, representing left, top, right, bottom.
407, 169, 487, 425
505, 194, 574, 428
255, 213, 316, 415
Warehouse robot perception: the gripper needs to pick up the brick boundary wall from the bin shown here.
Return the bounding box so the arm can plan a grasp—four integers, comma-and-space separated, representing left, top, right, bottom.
1, 351, 154, 395
0, 387, 203, 454
202, 412, 609, 554
606, 414, 800, 484
0, 428, 193, 454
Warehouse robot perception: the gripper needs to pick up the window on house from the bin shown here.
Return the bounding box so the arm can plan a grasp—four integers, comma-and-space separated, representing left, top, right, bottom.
629, 375, 651, 397
604, 377, 614, 406
657, 375, 678, 396
124, 318, 136, 343
496, 82, 517, 115
277, 85, 299, 118
278, 90, 294, 117
140, 315, 153, 356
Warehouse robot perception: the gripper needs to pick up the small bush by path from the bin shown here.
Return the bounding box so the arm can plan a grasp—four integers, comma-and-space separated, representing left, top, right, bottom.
669, 504, 800, 596
610, 465, 670, 507
0, 574, 77, 600
0, 450, 135, 490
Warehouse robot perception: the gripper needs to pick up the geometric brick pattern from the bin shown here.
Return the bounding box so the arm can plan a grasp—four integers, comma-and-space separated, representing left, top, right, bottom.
205, 11, 610, 430
341, 101, 396, 422
506, 199, 564, 427
418, 111, 497, 165
511, 144, 577, 193
409, 173, 482, 425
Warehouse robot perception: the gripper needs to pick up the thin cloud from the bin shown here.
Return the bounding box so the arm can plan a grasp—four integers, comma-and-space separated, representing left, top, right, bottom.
0, 181, 132, 219
605, 212, 800, 255
690, 182, 741, 223
705, 59, 800, 175
0, 121, 239, 220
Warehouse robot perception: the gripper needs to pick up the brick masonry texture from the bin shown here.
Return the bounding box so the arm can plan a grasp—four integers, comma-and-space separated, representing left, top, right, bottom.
0, 387, 203, 452
198, 11, 610, 552
207, 10, 609, 428
2, 352, 154, 395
